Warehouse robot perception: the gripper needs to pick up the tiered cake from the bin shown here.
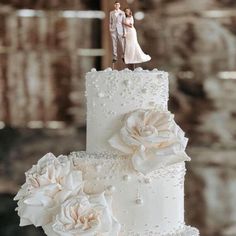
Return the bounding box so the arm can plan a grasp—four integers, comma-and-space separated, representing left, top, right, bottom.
14, 68, 199, 236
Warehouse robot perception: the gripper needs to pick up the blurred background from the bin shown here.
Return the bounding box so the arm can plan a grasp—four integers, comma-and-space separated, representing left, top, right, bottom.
0, 0, 236, 235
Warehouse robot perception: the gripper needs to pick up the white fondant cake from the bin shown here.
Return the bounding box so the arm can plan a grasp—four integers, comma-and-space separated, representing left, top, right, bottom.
14, 68, 199, 236
86, 68, 168, 153
70, 152, 186, 235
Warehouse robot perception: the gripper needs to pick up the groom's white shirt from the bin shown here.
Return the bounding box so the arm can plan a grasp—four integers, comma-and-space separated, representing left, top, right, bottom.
115, 10, 119, 17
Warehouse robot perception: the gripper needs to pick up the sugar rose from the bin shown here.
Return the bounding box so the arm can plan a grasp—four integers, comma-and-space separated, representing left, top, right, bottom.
109, 109, 190, 174
14, 153, 83, 227
43, 193, 121, 236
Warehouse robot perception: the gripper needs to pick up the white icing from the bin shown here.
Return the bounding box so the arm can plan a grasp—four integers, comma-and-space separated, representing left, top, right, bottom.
86, 69, 169, 152
135, 198, 144, 205
14, 68, 199, 236
84, 68, 199, 234
70, 151, 187, 235
121, 225, 199, 236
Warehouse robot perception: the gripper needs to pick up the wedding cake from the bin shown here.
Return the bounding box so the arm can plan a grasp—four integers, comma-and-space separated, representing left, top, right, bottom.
14, 68, 199, 236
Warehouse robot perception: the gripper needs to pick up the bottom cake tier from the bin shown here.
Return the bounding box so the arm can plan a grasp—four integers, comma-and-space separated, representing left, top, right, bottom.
42, 224, 199, 236
70, 151, 199, 236
172, 226, 199, 236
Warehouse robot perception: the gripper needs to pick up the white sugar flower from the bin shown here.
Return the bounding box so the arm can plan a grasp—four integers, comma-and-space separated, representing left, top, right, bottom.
43, 193, 121, 236
109, 109, 190, 174
14, 153, 83, 227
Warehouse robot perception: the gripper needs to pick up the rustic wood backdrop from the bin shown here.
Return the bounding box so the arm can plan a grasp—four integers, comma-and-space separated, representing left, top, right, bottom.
0, 0, 102, 127
1, 2, 236, 235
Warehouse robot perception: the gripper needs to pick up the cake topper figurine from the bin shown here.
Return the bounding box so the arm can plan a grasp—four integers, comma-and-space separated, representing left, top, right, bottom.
123, 8, 151, 67
109, 1, 151, 69
109, 1, 126, 66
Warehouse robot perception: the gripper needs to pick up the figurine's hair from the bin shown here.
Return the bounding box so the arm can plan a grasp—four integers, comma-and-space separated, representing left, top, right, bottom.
114, 1, 120, 4
124, 8, 132, 17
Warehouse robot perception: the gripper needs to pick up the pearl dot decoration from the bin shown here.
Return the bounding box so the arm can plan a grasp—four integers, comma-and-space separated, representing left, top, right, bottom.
142, 88, 147, 94
144, 177, 151, 184
98, 92, 105, 98
104, 67, 112, 72
95, 164, 102, 172
134, 67, 143, 72
123, 174, 131, 181
135, 198, 144, 205
124, 80, 132, 87
106, 185, 116, 194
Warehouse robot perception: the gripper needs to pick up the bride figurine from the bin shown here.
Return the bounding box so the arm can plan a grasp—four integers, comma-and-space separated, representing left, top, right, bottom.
123, 8, 151, 66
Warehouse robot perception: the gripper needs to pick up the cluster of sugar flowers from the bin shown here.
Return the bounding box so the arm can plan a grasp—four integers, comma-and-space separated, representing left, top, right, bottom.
14, 153, 120, 236
109, 109, 191, 175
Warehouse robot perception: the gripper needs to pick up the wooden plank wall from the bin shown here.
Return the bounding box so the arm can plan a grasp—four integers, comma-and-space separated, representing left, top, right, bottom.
0, 6, 99, 127
0, 0, 85, 10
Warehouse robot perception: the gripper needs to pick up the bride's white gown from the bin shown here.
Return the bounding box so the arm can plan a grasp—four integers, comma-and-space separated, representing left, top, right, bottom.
124, 16, 151, 64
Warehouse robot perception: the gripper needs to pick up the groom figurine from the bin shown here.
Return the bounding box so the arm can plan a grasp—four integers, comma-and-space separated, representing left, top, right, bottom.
109, 1, 126, 64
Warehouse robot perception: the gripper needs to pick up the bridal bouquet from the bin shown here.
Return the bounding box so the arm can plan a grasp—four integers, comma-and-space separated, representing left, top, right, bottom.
14, 153, 120, 236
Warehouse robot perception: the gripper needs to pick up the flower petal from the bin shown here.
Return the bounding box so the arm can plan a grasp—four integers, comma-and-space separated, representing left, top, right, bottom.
108, 133, 133, 154
132, 147, 191, 175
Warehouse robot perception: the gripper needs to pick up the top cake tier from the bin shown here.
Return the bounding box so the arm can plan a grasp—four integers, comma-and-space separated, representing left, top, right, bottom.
86, 68, 169, 153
